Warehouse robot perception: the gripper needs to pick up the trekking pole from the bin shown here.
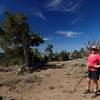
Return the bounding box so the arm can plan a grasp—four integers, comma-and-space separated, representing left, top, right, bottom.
73, 63, 87, 92
74, 71, 88, 92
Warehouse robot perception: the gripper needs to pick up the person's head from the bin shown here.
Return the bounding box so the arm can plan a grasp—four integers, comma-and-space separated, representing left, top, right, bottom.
90, 45, 98, 54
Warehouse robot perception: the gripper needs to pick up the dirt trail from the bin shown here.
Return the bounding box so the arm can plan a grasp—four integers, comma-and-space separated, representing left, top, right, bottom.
0, 58, 100, 100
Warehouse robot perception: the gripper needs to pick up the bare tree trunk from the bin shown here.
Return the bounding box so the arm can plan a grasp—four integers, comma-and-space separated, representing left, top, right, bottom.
18, 34, 30, 68
22, 40, 30, 68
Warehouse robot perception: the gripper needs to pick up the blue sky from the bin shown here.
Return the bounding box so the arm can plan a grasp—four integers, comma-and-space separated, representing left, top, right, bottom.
0, 0, 100, 52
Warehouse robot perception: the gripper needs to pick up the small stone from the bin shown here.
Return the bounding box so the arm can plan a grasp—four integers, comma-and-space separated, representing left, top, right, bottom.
81, 94, 86, 97
49, 86, 54, 90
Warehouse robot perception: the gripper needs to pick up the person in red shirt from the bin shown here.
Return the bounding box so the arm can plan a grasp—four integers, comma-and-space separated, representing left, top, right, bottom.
84, 45, 100, 97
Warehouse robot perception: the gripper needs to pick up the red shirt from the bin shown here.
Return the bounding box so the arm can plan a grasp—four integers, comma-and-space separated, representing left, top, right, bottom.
87, 53, 100, 71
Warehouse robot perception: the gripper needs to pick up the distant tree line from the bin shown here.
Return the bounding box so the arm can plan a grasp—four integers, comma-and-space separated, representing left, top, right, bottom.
44, 45, 87, 62
44, 40, 100, 62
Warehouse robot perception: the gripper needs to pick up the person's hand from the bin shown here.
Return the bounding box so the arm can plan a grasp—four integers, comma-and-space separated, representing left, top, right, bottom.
94, 65, 100, 68
87, 66, 89, 70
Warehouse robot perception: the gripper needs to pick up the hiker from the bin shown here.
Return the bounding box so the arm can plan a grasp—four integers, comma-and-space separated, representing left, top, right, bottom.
84, 45, 100, 97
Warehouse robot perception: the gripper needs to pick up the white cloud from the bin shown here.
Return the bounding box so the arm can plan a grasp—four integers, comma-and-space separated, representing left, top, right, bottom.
70, 17, 83, 25
64, 3, 80, 12
26, 0, 83, 21
56, 30, 83, 38
44, 37, 53, 41
45, 0, 82, 13
26, 7, 46, 20
25, 7, 46, 20
33, 11, 46, 20
46, 0, 63, 8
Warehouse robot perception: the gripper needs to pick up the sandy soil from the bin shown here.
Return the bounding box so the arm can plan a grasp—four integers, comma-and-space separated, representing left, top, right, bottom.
0, 58, 100, 100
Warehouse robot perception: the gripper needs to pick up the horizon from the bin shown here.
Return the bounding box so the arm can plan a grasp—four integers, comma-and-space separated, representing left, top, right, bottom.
0, 0, 100, 52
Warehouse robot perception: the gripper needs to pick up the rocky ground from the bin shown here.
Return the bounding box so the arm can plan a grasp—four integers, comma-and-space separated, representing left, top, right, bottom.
0, 58, 100, 100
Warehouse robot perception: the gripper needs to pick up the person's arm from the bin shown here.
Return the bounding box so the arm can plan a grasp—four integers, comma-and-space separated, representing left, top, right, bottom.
94, 54, 100, 68
87, 62, 89, 70
87, 56, 89, 70
94, 65, 100, 68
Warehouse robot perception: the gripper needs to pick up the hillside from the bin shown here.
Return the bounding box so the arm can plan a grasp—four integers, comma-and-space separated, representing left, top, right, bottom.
0, 58, 100, 100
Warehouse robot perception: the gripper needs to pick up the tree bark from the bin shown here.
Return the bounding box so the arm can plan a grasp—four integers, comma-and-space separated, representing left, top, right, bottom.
18, 34, 30, 68
22, 43, 30, 68
23, 47, 29, 67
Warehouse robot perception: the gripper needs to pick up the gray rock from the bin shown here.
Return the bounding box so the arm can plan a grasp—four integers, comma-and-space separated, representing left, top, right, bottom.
24, 75, 42, 84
